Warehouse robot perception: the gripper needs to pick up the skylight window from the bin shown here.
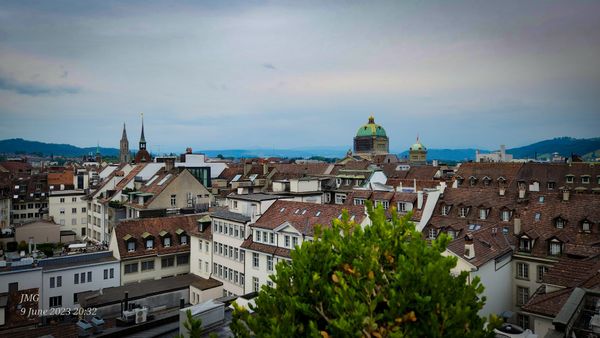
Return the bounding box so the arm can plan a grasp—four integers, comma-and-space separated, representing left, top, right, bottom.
315, 211, 321, 217
231, 174, 241, 182
157, 174, 172, 186
294, 209, 300, 214
301, 209, 307, 215
279, 208, 285, 212
145, 175, 159, 186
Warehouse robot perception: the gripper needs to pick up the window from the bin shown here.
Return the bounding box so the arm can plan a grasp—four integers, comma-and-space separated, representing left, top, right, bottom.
397, 202, 407, 212
555, 218, 565, 229
110, 268, 114, 279
538, 196, 545, 203
479, 209, 487, 220
50, 277, 55, 288
537, 266, 549, 282
180, 235, 188, 245
285, 235, 290, 247
428, 228, 437, 239
582, 220, 591, 232
459, 207, 468, 217
517, 287, 529, 306
501, 210, 510, 222
253, 277, 259, 292
269, 232, 274, 244
213, 263, 217, 274
235, 226, 239, 237
82, 207, 86, 212
141, 260, 155, 271
162, 256, 175, 268
253, 252, 259, 268
441, 205, 450, 216
81, 272, 86, 283
127, 241, 135, 252
234, 271, 239, 284
233, 200, 238, 208
582, 176, 590, 184
60, 208, 65, 214
219, 265, 223, 277
354, 198, 365, 206
267, 280, 273, 288
518, 314, 530, 330
292, 237, 298, 247
49, 296, 62, 308
241, 273, 245, 286
256, 231, 261, 242
516, 263, 529, 280
224, 268, 228, 279
73, 293, 79, 304
74, 273, 79, 284
447, 230, 455, 239
164, 237, 171, 247
519, 238, 531, 253
170, 194, 176, 206
146, 239, 154, 249
381, 201, 389, 209
205, 262, 209, 272
124, 263, 138, 274
198, 239, 202, 251
534, 213, 541, 221
267, 256, 273, 271
177, 254, 189, 265
235, 248, 239, 260
104, 269, 109, 279
205, 241, 209, 252
87, 271, 92, 282
547, 182, 555, 190
566, 175, 574, 183
335, 194, 346, 204
60, 198, 65, 203
549, 240, 562, 256
219, 243, 223, 255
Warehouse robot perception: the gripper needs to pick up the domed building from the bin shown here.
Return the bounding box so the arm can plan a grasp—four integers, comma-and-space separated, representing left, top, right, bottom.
408, 136, 427, 165
353, 115, 389, 158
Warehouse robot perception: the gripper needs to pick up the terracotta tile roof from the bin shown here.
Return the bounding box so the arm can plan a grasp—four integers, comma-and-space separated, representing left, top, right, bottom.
47, 170, 74, 186
542, 256, 600, 287
217, 166, 243, 181
113, 214, 204, 259
0, 161, 32, 175
240, 238, 292, 258
522, 287, 574, 317
270, 163, 331, 176
252, 200, 366, 237
124, 168, 191, 208
519, 192, 600, 259
446, 227, 513, 268
454, 162, 524, 189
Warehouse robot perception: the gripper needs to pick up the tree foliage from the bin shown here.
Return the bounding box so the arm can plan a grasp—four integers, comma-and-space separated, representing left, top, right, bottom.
232, 203, 495, 337
175, 309, 203, 338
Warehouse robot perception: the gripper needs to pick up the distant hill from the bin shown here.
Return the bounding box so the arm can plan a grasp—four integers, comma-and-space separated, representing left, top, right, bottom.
0, 138, 119, 157
1, 137, 598, 161
506, 137, 600, 160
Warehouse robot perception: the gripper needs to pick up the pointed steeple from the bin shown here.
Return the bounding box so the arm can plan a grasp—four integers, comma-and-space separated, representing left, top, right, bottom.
121, 123, 128, 140
120, 122, 130, 164
140, 113, 146, 143
139, 113, 147, 150
96, 141, 100, 155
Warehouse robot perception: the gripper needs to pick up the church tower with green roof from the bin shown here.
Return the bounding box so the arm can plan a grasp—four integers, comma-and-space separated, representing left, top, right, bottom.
353, 115, 389, 158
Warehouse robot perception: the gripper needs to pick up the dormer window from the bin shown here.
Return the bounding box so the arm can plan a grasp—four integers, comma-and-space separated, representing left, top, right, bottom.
519, 236, 531, 253
498, 177, 506, 186
538, 196, 545, 204
456, 177, 464, 186
175, 228, 188, 245
582, 220, 591, 232
566, 175, 574, 184
146, 238, 154, 249
164, 237, 171, 247
482, 177, 491, 186
549, 239, 562, 256
441, 205, 451, 216
123, 234, 136, 252
469, 177, 477, 186
447, 229, 456, 239
479, 208, 488, 220
459, 207, 469, 218
428, 228, 437, 239
501, 210, 511, 222
547, 182, 556, 190
555, 218, 565, 229
582, 175, 590, 184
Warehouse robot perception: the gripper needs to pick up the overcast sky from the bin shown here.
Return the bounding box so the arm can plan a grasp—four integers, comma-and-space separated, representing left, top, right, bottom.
0, 0, 599, 153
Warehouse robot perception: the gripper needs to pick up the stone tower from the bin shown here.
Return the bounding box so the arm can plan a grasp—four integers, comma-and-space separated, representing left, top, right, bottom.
119, 123, 130, 164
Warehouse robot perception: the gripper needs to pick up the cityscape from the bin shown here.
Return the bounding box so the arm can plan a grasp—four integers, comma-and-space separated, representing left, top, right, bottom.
1, 1, 600, 338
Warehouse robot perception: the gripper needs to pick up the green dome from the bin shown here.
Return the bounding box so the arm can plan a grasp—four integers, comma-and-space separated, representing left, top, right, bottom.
356, 116, 387, 138
410, 138, 426, 151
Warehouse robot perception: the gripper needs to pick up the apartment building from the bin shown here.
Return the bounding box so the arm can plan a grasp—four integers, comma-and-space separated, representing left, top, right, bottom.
48, 190, 88, 239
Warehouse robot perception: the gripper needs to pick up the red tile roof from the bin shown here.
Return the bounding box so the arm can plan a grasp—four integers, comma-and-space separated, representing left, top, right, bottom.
113, 214, 205, 259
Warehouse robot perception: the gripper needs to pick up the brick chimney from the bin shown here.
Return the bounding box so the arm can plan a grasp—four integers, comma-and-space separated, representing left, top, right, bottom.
165, 158, 175, 172
562, 189, 570, 202
464, 234, 475, 260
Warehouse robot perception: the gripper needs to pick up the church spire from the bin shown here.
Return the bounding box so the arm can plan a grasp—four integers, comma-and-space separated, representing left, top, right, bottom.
139, 113, 146, 150
121, 122, 128, 140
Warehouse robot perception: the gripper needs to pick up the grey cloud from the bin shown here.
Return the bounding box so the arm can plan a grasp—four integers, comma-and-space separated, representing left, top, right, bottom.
262, 63, 277, 70
0, 74, 80, 96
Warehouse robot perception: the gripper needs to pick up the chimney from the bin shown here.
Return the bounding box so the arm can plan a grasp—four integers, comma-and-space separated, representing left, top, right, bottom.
499, 186, 506, 196
514, 217, 522, 235
562, 189, 570, 202
243, 161, 251, 176
263, 162, 269, 176
417, 191, 424, 209
165, 158, 175, 172
464, 234, 475, 260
